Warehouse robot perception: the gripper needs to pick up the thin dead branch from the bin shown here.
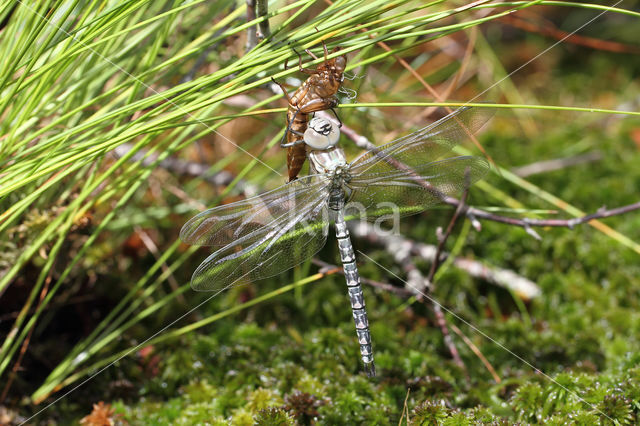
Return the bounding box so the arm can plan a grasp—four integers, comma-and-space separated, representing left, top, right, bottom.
501, 13, 640, 55
425, 185, 471, 376
450, 323, 501, 383
336, 120, 640, 233
112, 143, 258, 196
511, 151, 602, 177
245, 0, 258, 51
256, 0, 270, 39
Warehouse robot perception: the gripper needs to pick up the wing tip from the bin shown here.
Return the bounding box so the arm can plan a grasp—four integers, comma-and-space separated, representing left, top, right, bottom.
190, 270, 216, 292
179, 226, 192, 245
179, 213, 202, 244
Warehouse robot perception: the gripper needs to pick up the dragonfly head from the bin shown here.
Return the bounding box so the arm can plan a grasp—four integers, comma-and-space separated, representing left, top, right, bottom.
304, 117, 340, 150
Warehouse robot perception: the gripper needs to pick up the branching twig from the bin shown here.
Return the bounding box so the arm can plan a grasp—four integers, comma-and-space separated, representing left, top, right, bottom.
246, 0, 269, 52
349, 221, 541, 300
452, 199, 640, 232
422, 185, 470, 376
425, 184, 469, 291
511, 151, 602, 177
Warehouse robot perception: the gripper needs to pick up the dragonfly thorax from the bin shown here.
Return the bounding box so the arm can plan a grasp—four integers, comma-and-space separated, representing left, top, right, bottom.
308, 146, 347, 174
305, 117, 352, 206
306, 117, 348, 176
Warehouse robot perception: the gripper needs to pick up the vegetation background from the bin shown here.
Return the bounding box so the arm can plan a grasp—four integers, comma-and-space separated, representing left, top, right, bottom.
1, 0, 640, 424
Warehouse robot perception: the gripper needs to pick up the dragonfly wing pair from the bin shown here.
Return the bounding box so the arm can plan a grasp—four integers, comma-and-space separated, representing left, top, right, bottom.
180, 176, 332, 292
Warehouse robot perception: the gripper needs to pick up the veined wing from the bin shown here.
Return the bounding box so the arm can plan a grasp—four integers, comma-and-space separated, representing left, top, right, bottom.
180, 175, 332, 291
181, 175, 330, 247
345, 156, 489, 220
349, 106, 494, 176
343, 106, 492, 220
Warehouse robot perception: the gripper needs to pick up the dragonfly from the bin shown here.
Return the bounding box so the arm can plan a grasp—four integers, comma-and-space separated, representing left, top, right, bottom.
180, 106, 492, 376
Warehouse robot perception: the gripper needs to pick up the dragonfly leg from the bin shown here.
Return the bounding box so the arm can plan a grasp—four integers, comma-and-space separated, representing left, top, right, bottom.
297, 96, 338, 114
321, 37, 329, 64
281, 97, 340, 147
271, 77, 291, 102
280, 138, 305, 148
292, 47, 320, 75
302, 28, 325, 62
328, 107, 343, 128
304, 48, 319, 60
280, 108, 305, 148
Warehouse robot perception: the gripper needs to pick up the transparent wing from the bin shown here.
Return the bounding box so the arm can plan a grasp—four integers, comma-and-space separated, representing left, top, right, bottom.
345, 156, 489, 220
344, 106, 492, 220
181, 176, 329, 247
180, 176, 331, 291
349, 106, 494, 176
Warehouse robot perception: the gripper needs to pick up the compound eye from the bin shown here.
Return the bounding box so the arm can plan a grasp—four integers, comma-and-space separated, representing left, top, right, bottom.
334, 55, 347, 73
304, 117, 340, 149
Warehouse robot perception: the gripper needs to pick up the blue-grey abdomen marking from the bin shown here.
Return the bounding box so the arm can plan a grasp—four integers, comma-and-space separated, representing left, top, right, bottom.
334, 203, 376, 376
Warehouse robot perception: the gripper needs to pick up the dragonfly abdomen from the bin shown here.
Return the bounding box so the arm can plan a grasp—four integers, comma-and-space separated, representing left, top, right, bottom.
335, 207, 376, 377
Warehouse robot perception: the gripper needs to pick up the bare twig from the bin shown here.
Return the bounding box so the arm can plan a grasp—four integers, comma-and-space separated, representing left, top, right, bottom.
434, 300, 467, 376
425, 184, 469, 289
256, 0, 270, 39
337, 122, 640, 232
511, 151, 602, 177
245, 0, 258, 51
112, 143, 257, 196
453, 199, 640, 231
399, 387, 411, 426
424, 185, 471, 376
